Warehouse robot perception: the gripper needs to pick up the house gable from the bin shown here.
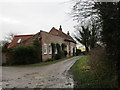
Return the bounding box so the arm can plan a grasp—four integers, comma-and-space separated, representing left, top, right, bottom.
49, 26, 76, 44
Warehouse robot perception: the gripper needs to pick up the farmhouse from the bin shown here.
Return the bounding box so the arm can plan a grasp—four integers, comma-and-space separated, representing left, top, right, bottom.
8, 26, 76, 62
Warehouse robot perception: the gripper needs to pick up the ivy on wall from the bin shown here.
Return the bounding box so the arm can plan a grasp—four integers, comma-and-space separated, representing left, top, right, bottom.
51, 43, 56, 59
61, 43, 67, 51
51, 43, 68, 60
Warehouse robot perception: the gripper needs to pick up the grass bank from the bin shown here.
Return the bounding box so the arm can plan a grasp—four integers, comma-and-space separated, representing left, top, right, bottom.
70, 56, 102, 88
70, 55, 118, 88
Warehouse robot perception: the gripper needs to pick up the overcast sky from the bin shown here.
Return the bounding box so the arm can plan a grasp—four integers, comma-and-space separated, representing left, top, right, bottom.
0, 0, 78, 41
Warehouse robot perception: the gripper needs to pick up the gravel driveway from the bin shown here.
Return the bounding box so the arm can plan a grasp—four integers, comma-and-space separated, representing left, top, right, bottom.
1, 56, 81, 88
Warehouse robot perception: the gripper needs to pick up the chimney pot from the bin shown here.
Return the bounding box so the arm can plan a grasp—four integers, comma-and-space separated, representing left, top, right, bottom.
59, 25, 62, 31
67, 31, 70, 35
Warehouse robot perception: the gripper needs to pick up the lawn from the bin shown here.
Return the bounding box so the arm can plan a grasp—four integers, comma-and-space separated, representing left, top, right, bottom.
70, 56, 101, 88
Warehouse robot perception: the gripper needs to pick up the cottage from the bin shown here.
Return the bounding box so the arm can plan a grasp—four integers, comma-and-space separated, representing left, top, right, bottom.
8, 26, 76, 62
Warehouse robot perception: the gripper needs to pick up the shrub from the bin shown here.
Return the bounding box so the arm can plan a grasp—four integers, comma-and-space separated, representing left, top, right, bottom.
56, 43, 61, 53
51, 43, 56, 59
88, 47, 118, 88
76, 49, 81, 56
52, 43, 67, 60
73, 47, 76, 56
47, 58, 53, 62
64, 50, 67, 57
61, 43, 67, 57
61, 43, 67, 51
8, 39, 41, 65
54, 43, 62, 60
11, 46, 39, 65
54, 54, 61, 60
54, 51, 66, 60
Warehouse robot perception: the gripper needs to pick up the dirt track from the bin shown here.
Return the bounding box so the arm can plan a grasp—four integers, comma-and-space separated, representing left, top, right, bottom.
1, 56, 81, 88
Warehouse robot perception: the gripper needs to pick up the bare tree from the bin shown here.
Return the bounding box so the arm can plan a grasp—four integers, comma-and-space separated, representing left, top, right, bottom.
4, 32, 16, 43
71, 0, 99, 23
71, 0, 101, 49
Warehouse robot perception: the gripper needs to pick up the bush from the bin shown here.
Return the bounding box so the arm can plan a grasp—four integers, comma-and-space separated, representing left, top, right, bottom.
47, 58, 53, 62
54, 51, 65, 60
64, 50, 67, 57
76, 49, 81, 56
7, 39, 41, 65
11, 46, 39, 65
51, 43, 67, 60
61, 43, 67, 51
54, 54, 61, 60
73, 47, 76, 56
88, 47, 118, 88
56, 43, 61, 53
51, 43, 56, 59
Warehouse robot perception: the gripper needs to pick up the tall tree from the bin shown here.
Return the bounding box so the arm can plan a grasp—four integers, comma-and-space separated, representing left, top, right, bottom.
89, 17, 101, 49
75, 26, 90, 52
72, 0, 101, 50
95, 1, 120, 71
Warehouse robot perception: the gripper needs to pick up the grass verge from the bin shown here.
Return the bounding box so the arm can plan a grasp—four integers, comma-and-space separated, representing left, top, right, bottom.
19, 56, 74, 67
70, 56, 101, 88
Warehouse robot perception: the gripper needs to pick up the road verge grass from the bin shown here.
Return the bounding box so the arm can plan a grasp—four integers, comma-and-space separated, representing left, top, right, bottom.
70, 56, 101, 88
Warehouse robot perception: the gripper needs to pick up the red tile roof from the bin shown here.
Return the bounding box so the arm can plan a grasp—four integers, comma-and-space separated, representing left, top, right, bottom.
8, 35, 34, 48
8, 27, 76, 48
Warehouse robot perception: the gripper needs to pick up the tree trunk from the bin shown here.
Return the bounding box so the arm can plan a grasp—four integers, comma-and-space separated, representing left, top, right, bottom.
85, 46, 89, 52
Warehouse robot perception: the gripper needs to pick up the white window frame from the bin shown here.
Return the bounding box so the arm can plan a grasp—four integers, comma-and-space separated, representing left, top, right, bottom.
17, 38, 22, 43
48, 44, 52, 54
74, 47, 76, 53
44, 44, 47, 55
71, 46, 73, 53
67, 45, 69, 53
55, 48, 57, 54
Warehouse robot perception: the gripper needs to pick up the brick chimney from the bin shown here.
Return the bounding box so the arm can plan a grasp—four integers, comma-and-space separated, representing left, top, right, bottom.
67, 31, 70, 35
59, 25, 62, 31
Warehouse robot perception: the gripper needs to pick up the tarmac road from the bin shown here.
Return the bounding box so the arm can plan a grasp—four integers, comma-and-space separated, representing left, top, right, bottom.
1, 56, 81, 88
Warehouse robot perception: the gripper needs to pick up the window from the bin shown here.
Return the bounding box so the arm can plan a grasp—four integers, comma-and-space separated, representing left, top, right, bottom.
71, 46, 73, 53
44, 44, 47, 54
74, 47, 76, 53
48, 44, 52, 54
17, 38, 22, 43
67, 45, 69, 53
55, 48, 57, 54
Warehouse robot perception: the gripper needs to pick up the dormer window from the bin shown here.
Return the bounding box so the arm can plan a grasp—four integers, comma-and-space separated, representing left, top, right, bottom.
17, 38, 22, 43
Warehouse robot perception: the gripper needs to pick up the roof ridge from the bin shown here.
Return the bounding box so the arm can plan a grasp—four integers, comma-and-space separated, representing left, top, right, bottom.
15, 34, 34, 37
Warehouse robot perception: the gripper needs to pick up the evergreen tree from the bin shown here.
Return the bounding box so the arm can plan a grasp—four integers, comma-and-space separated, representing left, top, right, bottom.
95, 1, 120, 66
75, 26, 90, 52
